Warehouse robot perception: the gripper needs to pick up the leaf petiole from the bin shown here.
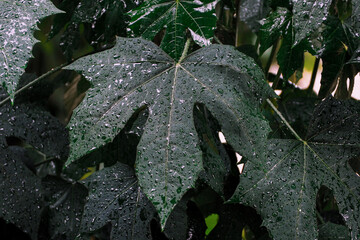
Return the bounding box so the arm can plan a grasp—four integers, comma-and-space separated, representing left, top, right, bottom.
266, 98, 303, 141
0, 62, 69, 106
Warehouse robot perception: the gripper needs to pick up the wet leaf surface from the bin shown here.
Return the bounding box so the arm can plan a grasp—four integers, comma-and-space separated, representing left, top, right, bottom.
0, 0, 61, 102
318, 17, 359, 99
229, 97, 360, 239
291, 0, 332, 46
128, 0, 217, 60
0, 101, 69, 163
51, 0, 142, 59
258, 7, 312, 80
42, 176, 87, 239
259, 7, 291, 54
0, 146, 42, 240
65, 37, 274, 227
80, 162, 157, 240
0, 88, 69, 239
238, 0, 270, 32
318, 222, 350, 240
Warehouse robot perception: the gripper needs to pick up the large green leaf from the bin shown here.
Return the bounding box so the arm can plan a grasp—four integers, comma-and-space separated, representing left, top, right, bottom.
128, 0, 217, 60
229, 97, 360, 239
79, 162, 157, 239
291, 0, 332, 46
65, 37, 275, 227
0, 0, 61, 102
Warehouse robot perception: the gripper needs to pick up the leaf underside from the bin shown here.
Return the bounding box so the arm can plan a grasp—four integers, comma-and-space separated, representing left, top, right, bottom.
128, 0, 217, 60
0, 0, 61, 102
230, 97, 360, 240
65, 37, 274, 227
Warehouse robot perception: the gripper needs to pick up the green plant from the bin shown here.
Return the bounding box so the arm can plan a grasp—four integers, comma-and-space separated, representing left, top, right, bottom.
0, 0, 359, 239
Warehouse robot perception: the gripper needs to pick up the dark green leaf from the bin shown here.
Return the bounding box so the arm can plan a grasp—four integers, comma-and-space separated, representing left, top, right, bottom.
0, 147, 43, 240
52, 0, 142, 60
277, 25, 307, 80
350, 0, 360, 34
0, 0, 61, 102
318, 17, 358, 98
229, 97, 360, 239
80, 162, 157, 240
0, 102, 69, 162
259, 7, 291, 54
65, 37, 275, 227
194, 104, 229, 196
42, 176, 87, 239
128, 0, 217, 60
319, 222, 350, 240
239, 0, 271, 32
291, 0, 332, 46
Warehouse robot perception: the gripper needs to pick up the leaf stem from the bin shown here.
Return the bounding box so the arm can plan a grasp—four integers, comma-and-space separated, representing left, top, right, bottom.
266, 99, 303, 141
307, 57, 319, 93
265, 39, 279, 77
0, 62, 69, 106
34, 157, 56, 167
272, 68, 282, 90
179, 38, 191, 63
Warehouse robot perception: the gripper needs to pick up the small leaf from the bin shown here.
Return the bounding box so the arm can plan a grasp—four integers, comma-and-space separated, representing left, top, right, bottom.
229, 97, 360, 239
80, 162, 157, 240
128, 0, 217, 60
65, 37, 275, 227
0, 0, 61, 102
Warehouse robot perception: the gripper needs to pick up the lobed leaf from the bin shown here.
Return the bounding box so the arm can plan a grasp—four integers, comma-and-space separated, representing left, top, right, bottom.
128, 0, 217, 60
80, 162, 157, 239
229, 97, 360, 239
0, 0, 61, 102
65, 37, 275, 227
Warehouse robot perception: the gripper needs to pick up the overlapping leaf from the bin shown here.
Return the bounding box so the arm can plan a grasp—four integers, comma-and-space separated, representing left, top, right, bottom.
291, 0, 332, 46
0, 147, 42, 240
259, 7, 312, 80
0, 89, 69, 239
79, 162, 157, 239
238, 0, 270, 32
229, 97, 360, 239
0, 0, 61, 102
51, 0, 142, 59
128, 0, 217, 60
42, 176, 87, 239
65, 37, 275, 227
